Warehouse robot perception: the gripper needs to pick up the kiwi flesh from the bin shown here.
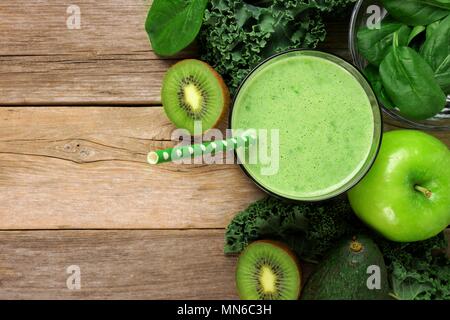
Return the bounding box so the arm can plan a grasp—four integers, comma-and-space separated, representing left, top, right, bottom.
161, 59, 230, 135
236, 240, 302, 300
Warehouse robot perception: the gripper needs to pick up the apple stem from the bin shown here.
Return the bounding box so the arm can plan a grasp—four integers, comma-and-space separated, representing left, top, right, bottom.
414, 185, 432, 199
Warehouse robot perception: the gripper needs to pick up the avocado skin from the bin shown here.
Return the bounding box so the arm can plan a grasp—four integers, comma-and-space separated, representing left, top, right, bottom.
301, 234, 390, 300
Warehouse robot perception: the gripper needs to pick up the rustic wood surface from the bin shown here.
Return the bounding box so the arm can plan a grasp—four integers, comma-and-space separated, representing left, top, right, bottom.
0, 1, 345, 106
0, 108, 448, 230
0, 1, 448, 299
0, 107, 264, 229
0, 230, 238, 300
0, 0, 194, 105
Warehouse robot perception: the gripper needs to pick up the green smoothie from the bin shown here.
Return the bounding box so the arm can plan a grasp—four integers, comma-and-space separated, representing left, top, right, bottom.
232, 51, 381, 201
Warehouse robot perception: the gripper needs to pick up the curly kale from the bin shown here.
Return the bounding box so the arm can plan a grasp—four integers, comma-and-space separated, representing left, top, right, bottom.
224, 196, 364, 262
199, 0, 356, 92
225, 197, 450, 300
378, 236, 450, 300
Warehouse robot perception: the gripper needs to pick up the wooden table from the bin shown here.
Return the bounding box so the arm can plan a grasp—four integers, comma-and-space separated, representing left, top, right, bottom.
0, 1, 448, 299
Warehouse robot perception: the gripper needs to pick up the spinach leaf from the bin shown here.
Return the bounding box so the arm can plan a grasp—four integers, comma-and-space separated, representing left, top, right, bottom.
407, 25, 426, 45
380, 32, 447, 120
426, 19, 442, 38
424, 0, 450, 9
382, 0, 450, 25
435, 66, 450, 93
145, 0, 208, 56
363, 65, 395, 109
420, 14, 450, 93
357, 23, 410, 66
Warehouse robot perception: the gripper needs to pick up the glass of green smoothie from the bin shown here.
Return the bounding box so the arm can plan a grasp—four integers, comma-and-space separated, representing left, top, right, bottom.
231, 50, 382, 202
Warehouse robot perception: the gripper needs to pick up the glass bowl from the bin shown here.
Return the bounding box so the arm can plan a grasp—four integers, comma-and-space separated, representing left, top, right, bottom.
349, 0, 450, 130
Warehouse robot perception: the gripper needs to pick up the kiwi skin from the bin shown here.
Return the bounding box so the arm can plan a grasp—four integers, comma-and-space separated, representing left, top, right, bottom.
163, 59, 230, 134
236, 240, 302, 300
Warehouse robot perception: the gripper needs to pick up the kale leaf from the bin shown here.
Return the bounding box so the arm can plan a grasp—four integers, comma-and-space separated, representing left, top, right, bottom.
378, 235, 450, 300
224, 196, 364, 262
199, 0, 356, 92
225, 197, 450, 300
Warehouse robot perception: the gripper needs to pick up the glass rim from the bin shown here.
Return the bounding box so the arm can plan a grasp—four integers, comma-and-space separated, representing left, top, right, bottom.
229, 49, 384, 202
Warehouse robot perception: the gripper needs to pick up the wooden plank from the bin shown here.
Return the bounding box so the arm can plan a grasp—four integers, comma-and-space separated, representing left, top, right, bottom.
0, 0, 193, 105
0, 107, 265, 230
0, 0, 350, 106
0, 229, 238, 299
0, 107, 448, 230
319, 17, 352, 61
0, 229, 447, 300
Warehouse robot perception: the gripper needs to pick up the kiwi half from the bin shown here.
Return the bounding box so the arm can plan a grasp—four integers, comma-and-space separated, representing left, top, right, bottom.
236, 240, 302, 300
161, 59, 230, 135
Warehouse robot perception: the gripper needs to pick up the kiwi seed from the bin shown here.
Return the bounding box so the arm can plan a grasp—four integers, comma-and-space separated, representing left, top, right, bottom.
236, 240, 302, 300
161, 59, 230, 135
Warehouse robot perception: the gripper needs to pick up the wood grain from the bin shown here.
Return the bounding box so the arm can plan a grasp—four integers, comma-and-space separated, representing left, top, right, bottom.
0, 228, 446, 300
0, 0, 193, 105
0, 107, 448, 230
319, 17, 352, 61
0, 107, 264, 230
0, 0, 350, 106
0, 229, 238, 299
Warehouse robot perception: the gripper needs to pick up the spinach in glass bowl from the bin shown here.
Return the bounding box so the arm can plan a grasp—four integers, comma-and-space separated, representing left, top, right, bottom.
349, 0, 450, 130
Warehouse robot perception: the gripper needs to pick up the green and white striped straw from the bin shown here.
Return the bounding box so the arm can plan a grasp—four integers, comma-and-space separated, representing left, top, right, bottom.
147, 134, 256, 165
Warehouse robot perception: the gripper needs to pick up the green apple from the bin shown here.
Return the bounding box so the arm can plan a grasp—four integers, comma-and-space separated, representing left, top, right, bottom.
348, 130, 450, 242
